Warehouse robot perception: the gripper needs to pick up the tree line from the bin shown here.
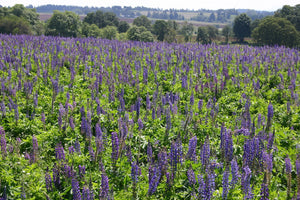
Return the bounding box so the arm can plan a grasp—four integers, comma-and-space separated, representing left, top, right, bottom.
0, 4, 299, 47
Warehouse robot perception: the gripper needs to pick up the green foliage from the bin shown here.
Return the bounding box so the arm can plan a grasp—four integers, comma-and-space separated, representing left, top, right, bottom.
180, 21, 194, 42
118, 21, 130, 33
252, 16, 300, 47
101, 25, 118, 40
83, 10, 119, 29
0, 15, 32, 35
275, 4, 300, 31
45, 10, 81, 37
133, 15, 152, 30
127, 25, 154, 42
152, 20, 168, 41
221, 25, 231, 43
207, 25, 218, 43
233, 13, 251, 42
82, 23, 102, 38
196, 26, 209, 44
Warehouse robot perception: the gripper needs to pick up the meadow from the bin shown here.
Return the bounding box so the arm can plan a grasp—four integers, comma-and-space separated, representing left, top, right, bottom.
0, 34, 299, 199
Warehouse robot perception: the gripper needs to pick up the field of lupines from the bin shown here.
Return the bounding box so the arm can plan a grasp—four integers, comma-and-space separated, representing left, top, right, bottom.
0, 34, 299, 200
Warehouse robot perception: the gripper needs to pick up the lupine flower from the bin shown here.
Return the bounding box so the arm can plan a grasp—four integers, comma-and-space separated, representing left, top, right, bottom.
222, 167, 230, 200
126, 145, 132, 163
45, 167, 52, 192
131, 161, 141, 183
1, 130, 7, 158
69, 117, 75, 130
138, 118, 143, 131
53, 164, 61, 189
267, 102, 273, 120
79, 165, 86, 178
242, 166, 253, 199
170, 139, 183, 174
111, 132, 119, 162
99, 173, 109, 200
55, 143, 65, 161
147, 141, 153, 164
82, 186, 92, 200
186, 136, 197, 162
148, 165, 161, 195
72, 178, 82, 200
187, 167, 196, 186
231, 158, 240, 188
75, 138, 81, 154
200, 137, 210, 167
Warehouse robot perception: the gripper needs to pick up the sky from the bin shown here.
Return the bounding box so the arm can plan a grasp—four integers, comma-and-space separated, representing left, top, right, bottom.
0, 0, 299, 11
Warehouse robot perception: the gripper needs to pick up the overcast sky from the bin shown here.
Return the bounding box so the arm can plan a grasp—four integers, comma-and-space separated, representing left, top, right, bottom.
1, 0, 299, 11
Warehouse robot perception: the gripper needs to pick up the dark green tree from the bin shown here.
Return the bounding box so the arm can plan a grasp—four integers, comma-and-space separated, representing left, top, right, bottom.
118, 21, 130, 33
101, 26, 117, 40
82, 23, 101, 38
196, 26, 209, 44
45, 11, 80, 37
0, 15, 32, 35
83, 10, 119, 29
127, 25, 153, 42
208, 13, 216, 22
275, 4, 300, 31
207, 25, 218, 43
153, 20, 168, 41
222, 25, 231, 43
180, 21, 194, 42
133, 15, 152, 30
252, 16, 300, 47
233, 13, 251, 43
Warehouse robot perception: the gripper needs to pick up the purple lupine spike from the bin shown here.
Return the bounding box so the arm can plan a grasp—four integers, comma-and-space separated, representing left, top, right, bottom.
205, 168, 216, 199
69, 117, 75, 130
53, 163, 61, 189
187, 167, 196, 186
186, 136, 197, 162
138, 118, 143, 131
152, 107, 155, 120
231, 158, 240, 188
267, 102, 273, 120
1, 129, 7, 158
82, 186, 91, 200
158, 149, 168, 173
79, 165, 86, 178
131, 161, 141, 183
45, 167, 52, 192
197, 174, 205, 199
99, 173, 109, 199
55, 143, 65, 161
148, 165, 161, 195
222, 167, 230, 200
89, 144, 95, 161
242, 166, 253, 199
126, 145, 132, 163
111, 132, 119, 162
69, 145, 75, 154
285, 155, 292, 198
200, 137, 210, 167
74, 138, 81, 155
147, 141, 153, 164
81, 116, 87, 135
72, 178, 82, 200
267, 131, 275, 151
190, 92, 194, 106
225, 130, 233, 163
260, 181, 269, 200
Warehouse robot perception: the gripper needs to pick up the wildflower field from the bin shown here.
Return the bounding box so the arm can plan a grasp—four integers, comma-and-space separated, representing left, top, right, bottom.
0, 34, 300, 199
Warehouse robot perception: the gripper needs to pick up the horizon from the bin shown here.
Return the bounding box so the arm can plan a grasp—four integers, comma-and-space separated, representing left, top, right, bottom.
1, 0, 299, 12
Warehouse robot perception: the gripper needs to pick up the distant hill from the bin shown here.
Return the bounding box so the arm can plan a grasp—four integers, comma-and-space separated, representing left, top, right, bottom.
31, 4, 273, 24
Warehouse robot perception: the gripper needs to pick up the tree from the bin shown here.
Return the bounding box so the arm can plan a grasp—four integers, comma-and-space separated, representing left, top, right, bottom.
196, 26, 209, 44
152, 20, 168, 41
83, 10, 119, 29
252, 17, 300, 47
45, 11, 80, 37
82, 23, 101, 38
233, 13, 251, 43
133, 15, 152, 30
208, 13, 216, 22
101, 26, 117, 40
180, 21, 194, 42
0, 15, 32, 35
127, 25, 153, 42
207, 25, 218, 43
118, 21, 130, 33
222, 25, 231, 43
275, 4, 300, 31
